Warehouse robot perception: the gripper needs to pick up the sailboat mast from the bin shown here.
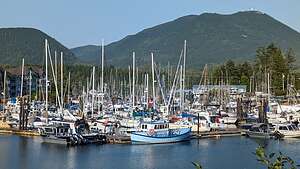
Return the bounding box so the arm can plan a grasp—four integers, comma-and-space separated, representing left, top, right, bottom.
47, 47, 62, 109
45, 39, 48, 124
55, 51, 58, 107
183, 40, 187, 109
60, 52, 63, 111
146, 73, 149, 109
267, 73, 270, 101
86, 77, 89, 111
132, 52, 135, 109
128, 66, 131, 101
29, 70, 32, 102
92, 66, 95, 117
101, 39, 104, 111
20, 58, 24, 97
68, 72, 70, 104
151, 53, 155, 110
3, 70, 6, 113
180, 65, 183, 112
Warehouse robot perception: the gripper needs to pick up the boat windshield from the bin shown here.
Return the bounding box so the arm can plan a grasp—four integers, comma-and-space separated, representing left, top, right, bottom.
45, 128, 53, 133
279, 126, 288, 131
288, 125, 294, 131
292, 125, 299, 130
251, 127, 260, 132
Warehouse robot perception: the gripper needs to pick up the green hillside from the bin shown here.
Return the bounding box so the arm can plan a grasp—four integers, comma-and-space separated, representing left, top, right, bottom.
0, 28, 79, 65
72, 11, 300, 68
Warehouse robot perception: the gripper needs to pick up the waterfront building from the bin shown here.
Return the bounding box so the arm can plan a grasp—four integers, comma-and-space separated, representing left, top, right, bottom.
6, 66, 43, 98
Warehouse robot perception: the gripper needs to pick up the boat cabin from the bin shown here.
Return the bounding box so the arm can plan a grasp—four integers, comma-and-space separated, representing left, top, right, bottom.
249, 123, 272, 133
140, 121, 169, 132
274, 124, 299, 132
39, 125, 72, 137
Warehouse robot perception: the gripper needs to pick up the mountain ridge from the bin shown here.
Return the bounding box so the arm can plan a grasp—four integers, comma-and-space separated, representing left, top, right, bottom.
0, 27, 79, 65
72, 11, 300, 67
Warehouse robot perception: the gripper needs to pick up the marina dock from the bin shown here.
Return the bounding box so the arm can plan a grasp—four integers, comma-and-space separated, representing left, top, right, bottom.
107, 135, 131, 144
0, 128, 40, 136
192, 129, 243, 139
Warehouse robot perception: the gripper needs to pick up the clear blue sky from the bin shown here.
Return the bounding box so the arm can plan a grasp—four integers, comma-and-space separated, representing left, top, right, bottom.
1, 0, 299, 48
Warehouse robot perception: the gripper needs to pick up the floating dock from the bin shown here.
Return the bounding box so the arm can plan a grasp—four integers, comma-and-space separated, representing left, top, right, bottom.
0, 121, 40, 136
0, 128, 40, 136
192, 129, 242, 139
107, 135, 131, 144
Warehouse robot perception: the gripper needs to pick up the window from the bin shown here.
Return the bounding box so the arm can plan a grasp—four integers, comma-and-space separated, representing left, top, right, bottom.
45, 128, 53, 133
292, 125, 299, 130
199, 116, 206, 120
288, 125, 293, 131
279, 126, 288, 130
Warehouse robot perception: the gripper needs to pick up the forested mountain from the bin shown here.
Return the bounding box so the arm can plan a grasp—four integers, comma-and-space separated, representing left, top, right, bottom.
72, 11, 300, 68
0, 28, 79, 65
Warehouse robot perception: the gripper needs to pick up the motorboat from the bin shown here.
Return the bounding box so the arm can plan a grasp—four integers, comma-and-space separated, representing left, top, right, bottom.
273, 123, 300, 139
246, 123, 273, 139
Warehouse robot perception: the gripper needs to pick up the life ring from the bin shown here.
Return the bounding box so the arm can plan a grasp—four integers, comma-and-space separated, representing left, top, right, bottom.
148, 129, 156, 136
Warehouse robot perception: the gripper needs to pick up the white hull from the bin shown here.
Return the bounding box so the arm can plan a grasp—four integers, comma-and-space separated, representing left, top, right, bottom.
246, 131, 272, 139
40, 136, 68, 144
279, 131, 300, 138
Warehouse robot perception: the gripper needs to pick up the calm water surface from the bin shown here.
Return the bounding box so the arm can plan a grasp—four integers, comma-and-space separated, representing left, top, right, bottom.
1, 135, 300, 169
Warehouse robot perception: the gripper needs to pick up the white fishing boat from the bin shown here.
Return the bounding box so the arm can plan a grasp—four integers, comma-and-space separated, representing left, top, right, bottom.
131, 121, 191, 144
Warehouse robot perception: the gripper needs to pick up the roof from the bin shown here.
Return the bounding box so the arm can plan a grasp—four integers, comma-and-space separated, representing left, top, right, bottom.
143, 120, 168, 125
6, 65, 43, 77
251, 123, 269, 128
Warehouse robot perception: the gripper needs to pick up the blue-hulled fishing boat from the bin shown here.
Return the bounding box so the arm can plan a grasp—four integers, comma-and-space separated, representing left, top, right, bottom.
130, 121, 191, 144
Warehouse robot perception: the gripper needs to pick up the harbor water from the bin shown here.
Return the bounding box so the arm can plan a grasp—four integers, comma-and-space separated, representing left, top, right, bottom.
1, 135, 300, 169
